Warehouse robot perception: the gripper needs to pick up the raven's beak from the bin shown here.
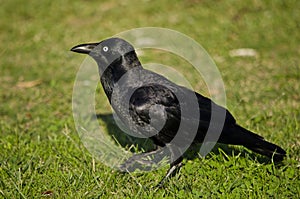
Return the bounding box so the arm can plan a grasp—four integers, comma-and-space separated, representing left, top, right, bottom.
70, 42, 100, 54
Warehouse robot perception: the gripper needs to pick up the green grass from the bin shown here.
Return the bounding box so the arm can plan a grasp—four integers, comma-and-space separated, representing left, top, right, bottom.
1, 0, 299, 198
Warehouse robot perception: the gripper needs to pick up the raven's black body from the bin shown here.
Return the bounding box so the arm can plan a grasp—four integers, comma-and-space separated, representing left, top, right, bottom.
71, 38, 286, 185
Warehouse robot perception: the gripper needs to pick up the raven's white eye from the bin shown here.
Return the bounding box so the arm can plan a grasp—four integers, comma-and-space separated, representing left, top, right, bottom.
103, 46, 109, 52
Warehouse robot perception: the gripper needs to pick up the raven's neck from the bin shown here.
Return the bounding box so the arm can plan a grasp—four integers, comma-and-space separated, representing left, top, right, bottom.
100, 51, 142, 102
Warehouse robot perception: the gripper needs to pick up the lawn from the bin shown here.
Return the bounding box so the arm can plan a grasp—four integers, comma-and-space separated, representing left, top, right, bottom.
0, 0, 299, 198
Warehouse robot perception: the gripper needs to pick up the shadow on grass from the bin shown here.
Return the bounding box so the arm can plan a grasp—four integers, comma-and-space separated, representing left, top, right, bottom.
96, 113, 156, 153
96, 113, 275, 165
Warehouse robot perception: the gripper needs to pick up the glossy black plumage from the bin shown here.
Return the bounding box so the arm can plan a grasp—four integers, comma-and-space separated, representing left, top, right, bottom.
71, 38, 286, 185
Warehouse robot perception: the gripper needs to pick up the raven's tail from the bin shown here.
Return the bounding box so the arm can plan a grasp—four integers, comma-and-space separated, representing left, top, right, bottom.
226, 125, 286, 162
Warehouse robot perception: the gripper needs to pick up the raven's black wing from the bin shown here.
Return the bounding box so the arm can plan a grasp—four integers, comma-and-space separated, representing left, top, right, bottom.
128, 83, 235, 145
128, 80, 241, 145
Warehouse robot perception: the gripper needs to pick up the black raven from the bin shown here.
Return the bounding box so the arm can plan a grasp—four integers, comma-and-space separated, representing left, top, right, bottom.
71, 38, 286, 185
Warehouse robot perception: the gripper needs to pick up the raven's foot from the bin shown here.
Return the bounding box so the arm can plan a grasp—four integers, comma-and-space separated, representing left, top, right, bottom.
119, 148, 167, 172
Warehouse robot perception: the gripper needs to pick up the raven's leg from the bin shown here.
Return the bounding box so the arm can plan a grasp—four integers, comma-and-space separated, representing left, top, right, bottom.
156, 145, 184, 187
156, 156, 183, 188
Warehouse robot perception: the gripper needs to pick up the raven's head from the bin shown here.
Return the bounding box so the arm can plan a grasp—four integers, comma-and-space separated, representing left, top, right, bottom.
71, 37, 140, 74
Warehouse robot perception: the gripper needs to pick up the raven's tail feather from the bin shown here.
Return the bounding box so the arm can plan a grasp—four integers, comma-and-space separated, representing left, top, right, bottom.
231, 125, 286, 162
